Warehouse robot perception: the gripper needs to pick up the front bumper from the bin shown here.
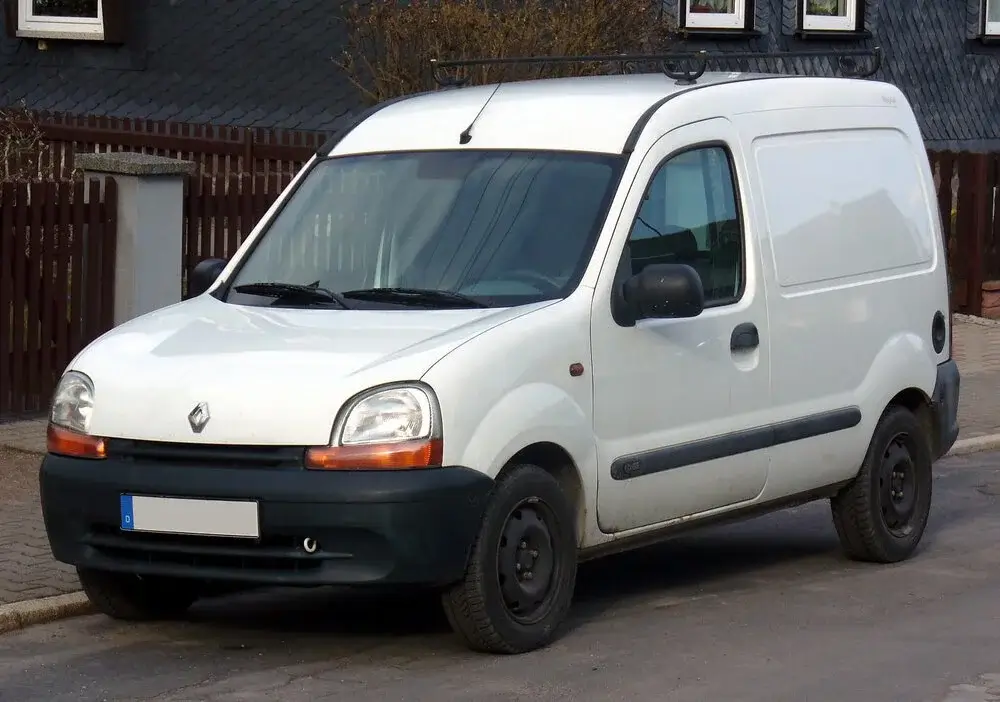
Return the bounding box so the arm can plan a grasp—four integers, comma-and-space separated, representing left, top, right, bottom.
39, 441, 494, 587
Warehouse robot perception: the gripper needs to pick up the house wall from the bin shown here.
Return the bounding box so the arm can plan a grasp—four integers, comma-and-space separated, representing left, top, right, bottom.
1, 0, 998, 150
0, 0, 362, 131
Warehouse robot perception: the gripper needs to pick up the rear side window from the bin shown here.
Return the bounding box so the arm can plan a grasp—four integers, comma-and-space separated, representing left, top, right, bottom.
624, 145, 744, 306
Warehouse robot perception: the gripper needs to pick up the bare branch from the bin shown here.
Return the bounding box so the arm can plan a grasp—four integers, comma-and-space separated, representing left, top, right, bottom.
335, 0, 676, 106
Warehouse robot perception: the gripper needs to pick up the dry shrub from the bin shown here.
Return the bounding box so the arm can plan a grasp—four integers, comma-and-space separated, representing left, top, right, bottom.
0, 101, 47, 181
336, 0, 676, 105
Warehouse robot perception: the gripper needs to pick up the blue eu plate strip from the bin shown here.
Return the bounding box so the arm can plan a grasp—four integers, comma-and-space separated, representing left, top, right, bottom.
120, 494, 134, 530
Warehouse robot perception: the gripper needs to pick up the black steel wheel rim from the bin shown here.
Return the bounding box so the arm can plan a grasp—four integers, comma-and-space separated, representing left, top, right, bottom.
877, 432, 920, 537
495, 498, 562, 626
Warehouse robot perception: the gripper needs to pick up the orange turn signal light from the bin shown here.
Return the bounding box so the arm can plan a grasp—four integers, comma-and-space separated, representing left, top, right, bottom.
305, 438, 443, 470
47, 424, 107, 459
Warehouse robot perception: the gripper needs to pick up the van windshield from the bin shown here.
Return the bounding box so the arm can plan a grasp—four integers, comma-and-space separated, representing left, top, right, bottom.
223, 150, 622, 309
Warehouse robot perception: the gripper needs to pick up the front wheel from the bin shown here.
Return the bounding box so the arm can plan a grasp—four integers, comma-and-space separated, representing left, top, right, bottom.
77, 567, 200, 621
830, 405, 933, 563
441, 463, 578, 654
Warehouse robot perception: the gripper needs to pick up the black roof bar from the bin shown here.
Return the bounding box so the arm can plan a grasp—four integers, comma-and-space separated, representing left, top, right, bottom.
430, 47, 883, 88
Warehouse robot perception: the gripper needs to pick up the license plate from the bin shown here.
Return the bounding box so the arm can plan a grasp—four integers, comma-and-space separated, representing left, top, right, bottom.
120, 495, 260, 539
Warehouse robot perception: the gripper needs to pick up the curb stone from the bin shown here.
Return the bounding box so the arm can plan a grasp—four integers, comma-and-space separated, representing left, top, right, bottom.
952, 312, 1000, 327
0, 432, 998, 636
0, 592, 93, 635
946, 434, 1000, 457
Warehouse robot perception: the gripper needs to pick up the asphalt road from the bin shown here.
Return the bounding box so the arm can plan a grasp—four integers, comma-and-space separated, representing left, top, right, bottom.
1, 451, 999, 702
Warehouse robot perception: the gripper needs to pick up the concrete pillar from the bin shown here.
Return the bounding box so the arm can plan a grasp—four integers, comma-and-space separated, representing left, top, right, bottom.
75, 152, 195, 327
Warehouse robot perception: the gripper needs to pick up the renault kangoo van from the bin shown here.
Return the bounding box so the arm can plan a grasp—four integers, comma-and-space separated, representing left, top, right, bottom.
39, 57, 960, 654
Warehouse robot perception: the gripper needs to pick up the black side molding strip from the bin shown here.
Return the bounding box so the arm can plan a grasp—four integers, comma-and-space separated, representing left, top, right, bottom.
621, 75, 791, 154
610, 406, 862, 480
315, 90, 437, 157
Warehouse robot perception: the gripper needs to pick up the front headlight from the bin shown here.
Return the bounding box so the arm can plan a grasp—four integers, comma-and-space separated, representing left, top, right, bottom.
339, 385, 436, 446
50, 371, 96, 435
305, 384, 442, 471
47, 371, 106, 459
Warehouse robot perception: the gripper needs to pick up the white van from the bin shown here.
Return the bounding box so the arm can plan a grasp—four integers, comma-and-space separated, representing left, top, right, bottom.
39, 60, 960, 655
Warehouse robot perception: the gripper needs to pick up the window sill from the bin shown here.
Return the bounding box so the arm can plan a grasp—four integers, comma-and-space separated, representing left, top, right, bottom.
794, 29, 871, 41
16, 27, 105, 41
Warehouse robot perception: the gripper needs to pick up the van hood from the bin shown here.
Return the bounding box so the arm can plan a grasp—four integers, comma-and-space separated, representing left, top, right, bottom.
72, 294, 551, 445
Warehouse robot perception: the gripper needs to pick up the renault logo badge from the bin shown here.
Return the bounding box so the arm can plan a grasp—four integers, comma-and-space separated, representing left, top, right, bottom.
188, 402, 210, 433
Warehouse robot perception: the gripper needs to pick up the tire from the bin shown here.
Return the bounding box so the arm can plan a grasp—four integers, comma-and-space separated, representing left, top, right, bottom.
441, 463, 578, 654
830, 405, 933, 563
77, 567, 200, 621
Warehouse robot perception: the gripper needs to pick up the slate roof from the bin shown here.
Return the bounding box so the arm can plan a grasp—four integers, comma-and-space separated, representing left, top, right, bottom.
1, 0, 998, 149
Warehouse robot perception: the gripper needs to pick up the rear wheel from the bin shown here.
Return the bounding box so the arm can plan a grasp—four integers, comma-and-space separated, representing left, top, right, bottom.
77, 567, 200, 621
830, 405, 933, 563
441, 463, 578, 654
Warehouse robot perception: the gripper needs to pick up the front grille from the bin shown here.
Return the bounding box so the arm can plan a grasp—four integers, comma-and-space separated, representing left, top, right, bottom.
105, 439, 306, 469
85, 526, 349, 574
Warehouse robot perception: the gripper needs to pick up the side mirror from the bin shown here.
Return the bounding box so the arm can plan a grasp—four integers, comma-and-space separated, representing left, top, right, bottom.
622, 263, 704, 322
188, 258, 227, 298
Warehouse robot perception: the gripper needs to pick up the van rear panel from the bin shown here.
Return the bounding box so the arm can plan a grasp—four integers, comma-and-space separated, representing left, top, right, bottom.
735, 95, 952, 491
755, 128, 935, 289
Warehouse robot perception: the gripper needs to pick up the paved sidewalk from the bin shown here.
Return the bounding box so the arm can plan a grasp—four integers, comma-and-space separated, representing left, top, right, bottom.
0, 448, 79, 605
0, 496, 78, 604
0, 316, 999, 608
0, 420, 46, 455
949, 314, 1000, 439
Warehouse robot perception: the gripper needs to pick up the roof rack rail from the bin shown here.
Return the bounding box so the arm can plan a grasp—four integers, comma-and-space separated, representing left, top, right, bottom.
430, 47, 882, 88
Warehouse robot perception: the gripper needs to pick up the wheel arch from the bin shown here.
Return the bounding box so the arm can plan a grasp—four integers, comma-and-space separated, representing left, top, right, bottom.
856, 332, 938, 461
885, 386, 937, 457
498, 442, 587, 545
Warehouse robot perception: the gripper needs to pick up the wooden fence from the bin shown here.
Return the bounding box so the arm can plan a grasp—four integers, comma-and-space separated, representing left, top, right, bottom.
6, 110, 328, 182
0, 177, 118, 417
7, 110, 327, 295
183, 172, 298, 280
928, 150, 1000, 316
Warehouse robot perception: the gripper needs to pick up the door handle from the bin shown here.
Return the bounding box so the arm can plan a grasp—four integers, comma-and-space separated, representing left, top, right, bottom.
730, 322, 759, 352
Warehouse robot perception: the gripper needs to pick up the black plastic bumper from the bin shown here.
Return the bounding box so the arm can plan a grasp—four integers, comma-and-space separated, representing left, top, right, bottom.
931, 358, 960, 459
39, 451, 494, 587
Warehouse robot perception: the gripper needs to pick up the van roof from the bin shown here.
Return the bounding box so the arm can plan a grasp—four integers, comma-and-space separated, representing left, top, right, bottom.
327, 72, 894, 157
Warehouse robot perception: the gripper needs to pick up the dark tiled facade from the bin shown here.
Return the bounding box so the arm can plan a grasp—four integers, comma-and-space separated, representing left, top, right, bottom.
0, 0, 360, 131
1, 0, 998, 149
665, 0, 1000, 151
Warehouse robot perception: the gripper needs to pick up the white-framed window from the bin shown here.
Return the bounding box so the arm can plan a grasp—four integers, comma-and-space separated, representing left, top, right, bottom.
801, 0, 859, 32
16, 0, 105, 41
683, 0, 749, 30
986, 0, 1000, 36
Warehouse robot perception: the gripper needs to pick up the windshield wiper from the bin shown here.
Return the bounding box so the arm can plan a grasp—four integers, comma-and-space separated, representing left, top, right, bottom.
340, 287, 490, 309
232, 281, 350, 309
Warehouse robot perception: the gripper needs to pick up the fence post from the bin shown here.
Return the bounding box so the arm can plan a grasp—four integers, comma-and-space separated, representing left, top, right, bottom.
242, 127, 254, 173
75, 152, 195, 326
970, 153, 991, 317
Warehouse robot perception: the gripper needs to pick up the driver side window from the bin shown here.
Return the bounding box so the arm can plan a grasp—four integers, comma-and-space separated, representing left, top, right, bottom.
625, 145, 744, 306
